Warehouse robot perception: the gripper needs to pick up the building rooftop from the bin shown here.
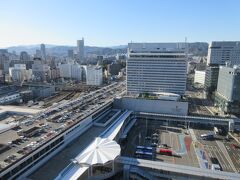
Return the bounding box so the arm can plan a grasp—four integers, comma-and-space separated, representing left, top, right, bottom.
128, 42, 186, 52
0, 82, 125, 172
0, 105, 42, 115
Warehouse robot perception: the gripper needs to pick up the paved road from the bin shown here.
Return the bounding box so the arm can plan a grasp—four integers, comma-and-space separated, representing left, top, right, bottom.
224, 141, 240, 173
193, 129, 238, 173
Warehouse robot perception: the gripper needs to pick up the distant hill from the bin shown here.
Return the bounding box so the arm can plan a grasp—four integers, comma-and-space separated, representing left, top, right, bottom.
7, 44, 127, 56
6, 43, 207, 56
188, 42, 208, 56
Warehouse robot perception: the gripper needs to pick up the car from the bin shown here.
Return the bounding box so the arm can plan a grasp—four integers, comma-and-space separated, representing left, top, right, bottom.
224, 137, 230, 142
211, 164, 221, 171
231, 144, 240, 149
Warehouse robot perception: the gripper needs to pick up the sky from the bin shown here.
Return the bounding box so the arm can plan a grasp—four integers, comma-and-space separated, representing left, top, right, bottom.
0, 0, 240, 47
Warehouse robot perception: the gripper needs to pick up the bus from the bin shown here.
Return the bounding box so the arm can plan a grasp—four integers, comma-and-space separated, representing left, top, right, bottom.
136, 146, 153, 152
135, 150, 153, 159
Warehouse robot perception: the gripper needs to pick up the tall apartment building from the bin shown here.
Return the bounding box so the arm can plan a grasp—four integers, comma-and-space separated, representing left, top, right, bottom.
0, 50, 10, 74
71, 63, 81, 81
58, 63, 72, 78
40, 44, 46, 60
207, 41, 240, 66
204, 66, 220, 97
68, 49, 74, 59
83, 65, 103, 86
77, 38, 84, 63
32, 60, 50, 82
58, 62, 81, 81
127, 43, 187, 95
215, 65, 240, 114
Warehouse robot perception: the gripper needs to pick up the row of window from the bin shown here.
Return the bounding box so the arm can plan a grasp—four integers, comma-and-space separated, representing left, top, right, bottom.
129, 55, 186, 58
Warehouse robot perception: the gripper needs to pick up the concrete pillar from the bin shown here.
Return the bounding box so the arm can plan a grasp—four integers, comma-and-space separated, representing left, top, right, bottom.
123, 165, 130, 179
229, 120, 234, 132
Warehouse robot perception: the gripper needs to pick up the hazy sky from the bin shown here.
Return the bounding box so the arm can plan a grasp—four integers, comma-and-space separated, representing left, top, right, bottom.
0, 0, 240, 47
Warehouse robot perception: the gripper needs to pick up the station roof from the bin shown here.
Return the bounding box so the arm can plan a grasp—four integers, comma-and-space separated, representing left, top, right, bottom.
75, 137, 120, 165
0, 123, 17, 134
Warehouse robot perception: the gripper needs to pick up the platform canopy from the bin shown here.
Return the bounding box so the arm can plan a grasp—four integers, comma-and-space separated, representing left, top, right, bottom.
75, 137, 120, 165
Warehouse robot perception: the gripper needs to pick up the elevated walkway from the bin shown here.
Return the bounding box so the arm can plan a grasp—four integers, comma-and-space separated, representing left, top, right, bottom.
117, 156, 240, 180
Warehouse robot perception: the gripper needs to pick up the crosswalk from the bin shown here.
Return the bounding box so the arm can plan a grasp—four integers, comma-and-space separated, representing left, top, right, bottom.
204, 145, 233, 172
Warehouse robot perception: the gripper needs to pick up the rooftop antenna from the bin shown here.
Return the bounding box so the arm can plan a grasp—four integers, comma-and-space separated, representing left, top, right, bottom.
185, 37, 188, 59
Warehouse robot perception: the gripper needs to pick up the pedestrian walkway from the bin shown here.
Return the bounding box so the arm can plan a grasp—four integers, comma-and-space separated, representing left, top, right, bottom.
189, 129, 198, 142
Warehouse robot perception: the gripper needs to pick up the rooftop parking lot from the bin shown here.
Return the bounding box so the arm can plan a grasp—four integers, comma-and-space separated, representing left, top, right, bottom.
0, 82, 126, 171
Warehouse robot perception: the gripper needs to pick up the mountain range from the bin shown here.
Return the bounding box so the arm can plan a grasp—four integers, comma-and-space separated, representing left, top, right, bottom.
6, 42, 208, 56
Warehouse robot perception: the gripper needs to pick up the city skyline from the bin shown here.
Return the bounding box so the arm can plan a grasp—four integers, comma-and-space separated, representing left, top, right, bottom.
1, 0, 240, 48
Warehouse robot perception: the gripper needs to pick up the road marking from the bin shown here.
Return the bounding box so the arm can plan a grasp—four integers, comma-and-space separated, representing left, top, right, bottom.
216, 141, 238, 172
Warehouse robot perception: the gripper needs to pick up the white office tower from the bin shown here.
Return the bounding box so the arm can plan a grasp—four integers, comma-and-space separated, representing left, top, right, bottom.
207, 41, 240, 66
71, 63, 81, 81
84, 65, 103, 86
194, 70, 206, 85
58, 62, 82, 80
77, 38, 84, 63
40, 44, 46, 60
127, 43, 187, 95
9, 64, 32, 82
59, 63, 72, 78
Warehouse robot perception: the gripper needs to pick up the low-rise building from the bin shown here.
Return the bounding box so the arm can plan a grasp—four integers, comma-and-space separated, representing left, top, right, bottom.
194, 70, 205, 85
204, 66, 219, 98
84, 65, 103, 86
0, 93, 21, 105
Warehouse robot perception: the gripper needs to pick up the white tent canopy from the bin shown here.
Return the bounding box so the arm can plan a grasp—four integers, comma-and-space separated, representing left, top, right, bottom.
75, 137, 120, 165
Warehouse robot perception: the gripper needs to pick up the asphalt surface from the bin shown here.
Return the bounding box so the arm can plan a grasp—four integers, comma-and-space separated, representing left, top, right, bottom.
193, 129, 240, 173
122, 120, 199, 168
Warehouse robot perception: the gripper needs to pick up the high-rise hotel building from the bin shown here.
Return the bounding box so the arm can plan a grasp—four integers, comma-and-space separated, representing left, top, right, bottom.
127, 43, 187, 95
207, 41, 240, 66
204, 41, 240, 97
